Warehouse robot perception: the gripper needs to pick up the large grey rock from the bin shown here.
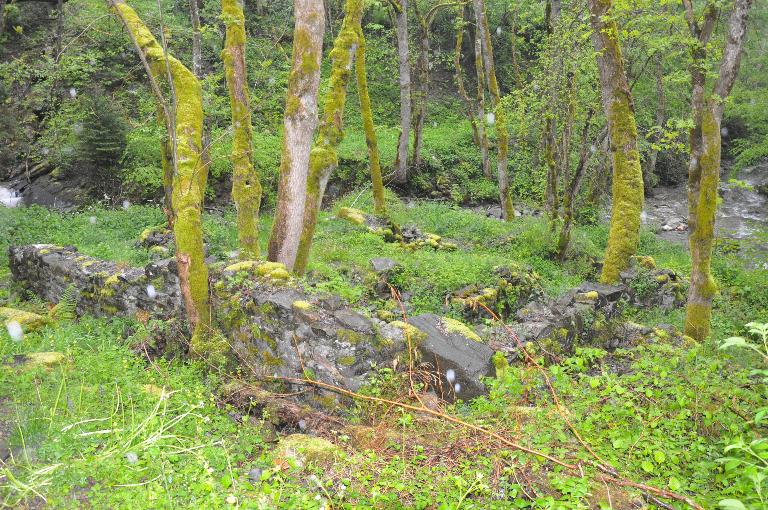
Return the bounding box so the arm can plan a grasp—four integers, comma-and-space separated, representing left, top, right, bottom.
407, 314, 494, 401
370, 257, 401, 274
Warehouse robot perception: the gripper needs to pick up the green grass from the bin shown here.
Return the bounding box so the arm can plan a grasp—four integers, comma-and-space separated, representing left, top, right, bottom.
1, 197, 767, 508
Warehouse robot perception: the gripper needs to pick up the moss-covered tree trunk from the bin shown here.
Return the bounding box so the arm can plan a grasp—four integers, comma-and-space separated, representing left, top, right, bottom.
293, 0, 362, 275
267, 0, 325, 272
355, 20, 387, 217
454, 8, 480, 147
683, 0, 752, 340
222, 0, 262, 259
588, 0, 644, 283
110, 0, 210, 344
473, 0, 512, 221
392, 0, 411, 183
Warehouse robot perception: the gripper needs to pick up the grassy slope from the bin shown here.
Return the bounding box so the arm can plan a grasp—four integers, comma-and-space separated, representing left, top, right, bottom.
1, 199, 766, 508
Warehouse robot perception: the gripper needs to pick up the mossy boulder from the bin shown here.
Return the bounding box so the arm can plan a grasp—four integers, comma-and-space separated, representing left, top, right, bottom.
273, 434, 343, 468
0, 307, 49, 332
406, 314, 494, 401
10, 352, 67, 370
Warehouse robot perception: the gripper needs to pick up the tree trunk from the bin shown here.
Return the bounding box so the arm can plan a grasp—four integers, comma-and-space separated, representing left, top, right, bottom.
454, 7, 480, 146
473, 0, 512, 220
557, 109, 595, 260
189, 0, 202, 76
223, 0, 262, 259
588, 0, 644, 284
412, 2, 428, 169
291, 0, 360, 275
355, 20, 387, 217
0, 0, 6, 37
267, 0, 325, 272
684, 0, 753, 341
110, 0, 210, 345
645, 54, 664, 195
393, 0, 411, 183
474, 35, 491, 179
55, 0, 64, 61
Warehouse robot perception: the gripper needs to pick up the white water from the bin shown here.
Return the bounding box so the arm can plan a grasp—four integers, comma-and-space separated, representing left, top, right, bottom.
0, 186, 22, 208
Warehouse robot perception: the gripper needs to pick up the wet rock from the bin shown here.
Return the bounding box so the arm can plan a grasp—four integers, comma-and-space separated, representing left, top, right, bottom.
407, 313, 494, 400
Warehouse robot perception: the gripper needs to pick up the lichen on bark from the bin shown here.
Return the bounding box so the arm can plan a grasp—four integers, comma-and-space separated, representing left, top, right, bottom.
473, 0, 512, 220
110, 0, 211, 348
267, 0, 325, 272
222, 0, 261, 259
588, 0, 644, 283
293, 0, 362, 275
354, 20, 386, 216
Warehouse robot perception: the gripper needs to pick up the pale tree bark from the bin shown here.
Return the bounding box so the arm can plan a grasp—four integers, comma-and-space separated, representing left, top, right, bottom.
189, 0, 202, 76
473, 0, 513, 220
267, 0, 325, 272
391, 0, 411, 183
412, 0, 428, 169
222, 0, 262, 259
588, 0, 644, 284
293, 0, 362, 275
683, 0, 753, 341
474, 34, 491, 179
110, 0, 210, 345
544, 0, 561, 228
454, 6, 481, 147
355, 19, 387, 217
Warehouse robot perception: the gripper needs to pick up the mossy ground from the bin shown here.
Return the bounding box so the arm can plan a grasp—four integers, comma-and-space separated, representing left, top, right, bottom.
1, 196, 767, 508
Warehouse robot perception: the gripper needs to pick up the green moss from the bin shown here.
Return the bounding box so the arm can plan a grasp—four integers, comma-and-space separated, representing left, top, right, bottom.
261, 350, 283, 367
337, 355, 356, 367
292, 300, 312, 311
0, 307, 49, 331
337, 207, 367, 225
442, 317, 482, 342
492, 351, 509, 379
599, 62, 644, 284
389, 321, 427, 345
337, 328, 365, 345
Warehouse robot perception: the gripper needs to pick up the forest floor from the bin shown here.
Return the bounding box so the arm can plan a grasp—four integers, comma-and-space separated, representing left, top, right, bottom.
0, 193, 766, 509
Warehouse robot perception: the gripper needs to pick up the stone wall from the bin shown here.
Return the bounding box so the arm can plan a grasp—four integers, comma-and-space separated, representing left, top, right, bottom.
9, 245, 181, 318
8, 245, 494, 404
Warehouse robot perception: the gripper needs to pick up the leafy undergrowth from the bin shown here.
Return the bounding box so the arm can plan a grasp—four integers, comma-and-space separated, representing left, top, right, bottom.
1, 197, 767, 508
0, 314, 764, 508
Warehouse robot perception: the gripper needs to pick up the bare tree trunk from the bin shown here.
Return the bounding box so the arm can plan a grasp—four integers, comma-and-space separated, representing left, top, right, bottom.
557, 109, 595, 260
644, 54, 664, 195
454, 7, 480, 146
110, 0, 211, 346
588, 0, 644, 284
474, 35, 491, 179
684, 0, 753, 341
393, 0, 411, 183
223, 0, 262, 259
473, 0, 512, 220
412, 1, 428, 169
293, 0, 361, 275
189, 0, 202, 76
355, 20, 387, 217
267, 0, 325, 272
